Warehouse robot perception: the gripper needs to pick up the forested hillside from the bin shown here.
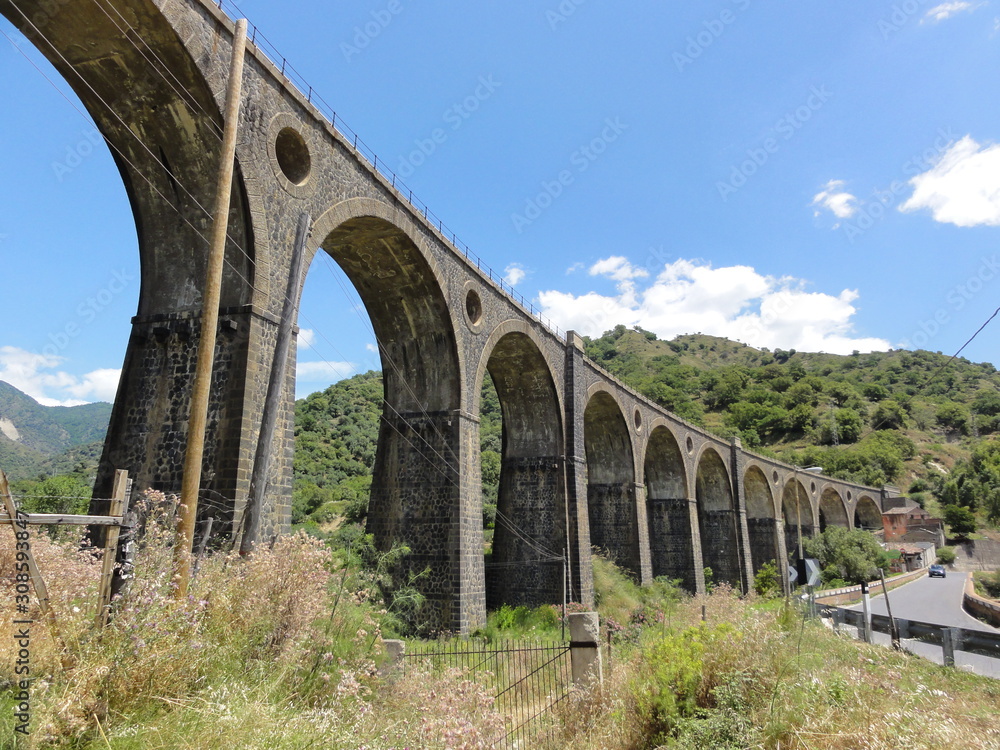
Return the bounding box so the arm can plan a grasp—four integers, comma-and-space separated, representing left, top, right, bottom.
0, 381, 111, 481
293, 329, 1000, 533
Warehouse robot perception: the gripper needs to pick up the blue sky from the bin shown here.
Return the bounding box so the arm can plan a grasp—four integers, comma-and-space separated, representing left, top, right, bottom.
2, 0, 1000, 405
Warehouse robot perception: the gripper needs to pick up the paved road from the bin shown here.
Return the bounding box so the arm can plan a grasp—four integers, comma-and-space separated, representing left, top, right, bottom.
843, 573, 1000, 677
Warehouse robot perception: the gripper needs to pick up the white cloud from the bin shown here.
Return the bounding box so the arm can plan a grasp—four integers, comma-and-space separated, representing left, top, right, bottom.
298, 328, 316, 349
899, 136, 1000, 227
296, 360, 356, 383
365, 343, 379, 353
504, 264, 526, 286
0, 346, 120, 406
812, 180, 858, 224
589, 256, 650, 282
537, 258, 890, 354
923, 2, 981, 22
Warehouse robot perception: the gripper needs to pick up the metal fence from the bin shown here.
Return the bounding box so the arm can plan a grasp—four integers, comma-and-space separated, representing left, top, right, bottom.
399, 638, 573, 749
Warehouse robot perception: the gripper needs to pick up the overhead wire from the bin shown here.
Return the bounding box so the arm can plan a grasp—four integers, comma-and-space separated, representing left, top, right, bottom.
4, 6, 564, 569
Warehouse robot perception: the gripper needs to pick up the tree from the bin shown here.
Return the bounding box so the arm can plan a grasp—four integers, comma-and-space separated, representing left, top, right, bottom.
802, 526, 891, 585
935, 401, 969, 434
944, 505, 977, 538
871, 400, 906, 430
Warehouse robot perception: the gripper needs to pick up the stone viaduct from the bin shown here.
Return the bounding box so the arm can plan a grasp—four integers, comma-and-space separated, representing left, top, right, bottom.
4, 0, 890, 632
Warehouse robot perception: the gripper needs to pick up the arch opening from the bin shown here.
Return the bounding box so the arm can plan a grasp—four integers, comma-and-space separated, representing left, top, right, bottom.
0, 3, 258, 529
781, 479, 814, 562
855, 495, 883, 532
644, 425, 695, 591
481, 332, 565, 609
309, 214, 464, 630
584, 391, 640, 577
696, 448, 741, 588
819, 487, 849, 532
744, 466, 780, 576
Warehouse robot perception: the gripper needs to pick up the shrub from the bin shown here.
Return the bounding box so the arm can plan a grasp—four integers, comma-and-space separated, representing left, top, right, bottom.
936, 546, 957, 565
752, 561, 781, 598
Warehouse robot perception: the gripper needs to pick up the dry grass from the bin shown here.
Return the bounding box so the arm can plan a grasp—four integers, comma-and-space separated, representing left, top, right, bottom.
2, 509, 1000, 749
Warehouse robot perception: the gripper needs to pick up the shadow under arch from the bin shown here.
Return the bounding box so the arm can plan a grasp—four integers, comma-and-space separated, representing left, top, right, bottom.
644, 423, 696, 591
474, 324, 565, 609
782, 479, 814, 561
819, 486, 849, 532
1, 1, 262, 521
695, 446, 741, 588
855, 495, 882, 532
584, 389, 640, 578
744, 465, 780, 576
309, 199, 467, 630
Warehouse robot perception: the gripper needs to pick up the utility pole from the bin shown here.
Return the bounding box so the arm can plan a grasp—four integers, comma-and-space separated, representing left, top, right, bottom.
174, 19, 248, 599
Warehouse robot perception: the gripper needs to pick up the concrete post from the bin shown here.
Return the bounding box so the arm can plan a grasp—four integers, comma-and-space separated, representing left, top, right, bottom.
568, 612, 603, 686
861, 583, 873, 644
381, 639, 406, 677
942, 628, 961, 667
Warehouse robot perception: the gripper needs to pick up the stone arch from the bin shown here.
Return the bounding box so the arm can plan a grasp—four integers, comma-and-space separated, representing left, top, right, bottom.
781, 479, 814, 561
310, 201, 465, 628
819, 486, 849, 531
476, 324, 565, 609
695, 447, 741, 588
584, 389, 640, 578
744, 464, 780, 575
5, 1, 265, 512
644, 422, 696, 591
855, 495, 882, 532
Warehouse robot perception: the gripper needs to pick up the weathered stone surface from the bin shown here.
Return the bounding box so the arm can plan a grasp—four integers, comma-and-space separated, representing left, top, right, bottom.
3, 0, 889, 633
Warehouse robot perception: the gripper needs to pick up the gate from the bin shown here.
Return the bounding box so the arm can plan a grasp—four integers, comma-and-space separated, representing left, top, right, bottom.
399, 638, 574, 748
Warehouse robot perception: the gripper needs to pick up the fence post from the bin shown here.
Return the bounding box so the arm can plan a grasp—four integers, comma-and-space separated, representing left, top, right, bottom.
95, 469, 129, 628
942, 628, 961, 667
897, 618, 910, 640
568, 612, 603, 686
383, 639, 405, 671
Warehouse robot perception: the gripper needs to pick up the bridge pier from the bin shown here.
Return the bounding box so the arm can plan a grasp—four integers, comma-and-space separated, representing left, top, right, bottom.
367, 409, 485, 633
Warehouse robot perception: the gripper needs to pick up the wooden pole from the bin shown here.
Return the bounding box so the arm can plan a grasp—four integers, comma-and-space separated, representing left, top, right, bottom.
239, 211, 311, 555
95, 470, 129, 629
174, 18, 248, 598
879, 568, 900, 650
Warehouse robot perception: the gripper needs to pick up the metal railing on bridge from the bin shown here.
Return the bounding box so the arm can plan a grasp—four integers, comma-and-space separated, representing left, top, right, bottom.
211, 0, 564, 340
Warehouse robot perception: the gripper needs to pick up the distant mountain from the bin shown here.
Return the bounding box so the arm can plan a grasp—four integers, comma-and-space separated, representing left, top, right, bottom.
0, 381, 111, 480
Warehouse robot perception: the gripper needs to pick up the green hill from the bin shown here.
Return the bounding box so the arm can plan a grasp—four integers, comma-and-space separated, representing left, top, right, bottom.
0, 381, 111, 481
292, 330, 1000, 533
